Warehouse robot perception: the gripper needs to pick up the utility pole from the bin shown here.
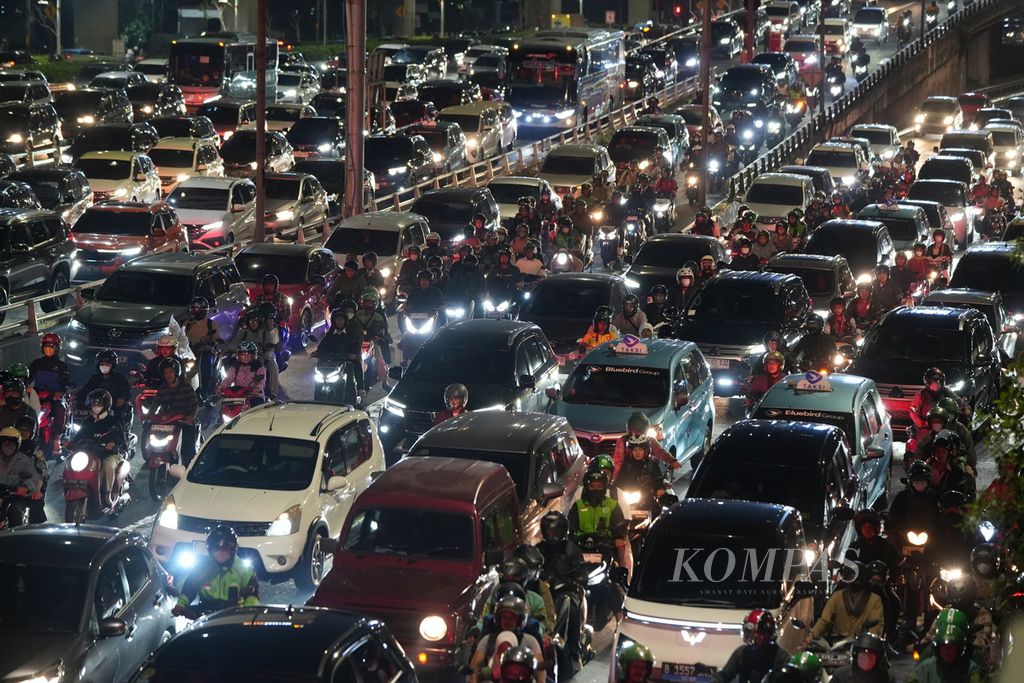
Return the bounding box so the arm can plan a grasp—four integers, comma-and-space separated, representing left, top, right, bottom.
742, 0, 754, 63
343, 0, 367, 218
817, 18, 826, 119
24, 0, 32, 51
322, 0, 328, 44
440, 0, 446, 38
254, 0, 267, 242
920, 0, 926, 38
698, 0, 711, 207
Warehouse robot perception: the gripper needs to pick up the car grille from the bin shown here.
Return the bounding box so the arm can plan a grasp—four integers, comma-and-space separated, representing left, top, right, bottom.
403, 409, 436, 436
92, 191, 111, 201
159, 175, 175, 184
876, 382, 919, 422
580, 438, 617, 461
696, 343, 752, 360
77, 249, 120, 263
88, 325, 149, 346
177, 514, 273, 537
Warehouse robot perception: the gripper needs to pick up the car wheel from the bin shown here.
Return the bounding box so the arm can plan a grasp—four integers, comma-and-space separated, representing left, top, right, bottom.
295, 530, 326, 591
0, 286, 8, 325
294, 308, 313, 349
40, 270, 69, 313
691, 422, 713, 470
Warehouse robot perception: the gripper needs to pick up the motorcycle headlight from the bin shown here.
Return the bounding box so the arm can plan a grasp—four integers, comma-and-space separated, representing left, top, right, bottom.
148, 432, 174, 448
946, 380, 966, 392
708, 160, 720, 173
432, 151, 443, 163
685, 58, 697, 67
742, 130, 753, 140
638, 159, 650, 170
940, 567, 963, 582
445, 307, 465, 318
623, 490, 642, 505
158, 496, 178, 529
590, 209, 604, 222
833, 353, 846, 366
69, 451, 90, 472
944, 116, 954, 124
907, 530, 928, 546
275, 209, 294, 221
483, 299, 496, 312
978, 520, 996, 542
266, 504, 302, 536
768, 121, 781, 133
419, 615, 448, 641
686, 175, 698, 187
497, 301, 510, 312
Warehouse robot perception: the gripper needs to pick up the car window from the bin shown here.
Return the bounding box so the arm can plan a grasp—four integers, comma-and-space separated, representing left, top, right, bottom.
44, 217, 65, 240
316, 251, 335, 276
324, 425, 356, 476
27, 218, 50, 246
93, 559, 127, 620
515, 344, 531, 378
482, 500, 517, 553
205, 271, 229, 297
525, 337, 547, 375
120, 548, 151, 600
550, 436, 573, 476
220, 264, 243, 284
974, 326, 993, 361
683, 353, 702, 388
342, 637, 402, 683
825, 455, 845, 510
9, 223, 30, 250
862, 398, 880, 435
858, 406, 872, 451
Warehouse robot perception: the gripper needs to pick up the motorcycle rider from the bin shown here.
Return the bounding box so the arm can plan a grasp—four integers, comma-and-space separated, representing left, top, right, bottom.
747, 351, 787, 405
751, 230, 778, 264
653, 166, 678, 198
422, 231, 448, 261
907, 243, 932, 281
218, 341, 266, 403
848, 509, 901, 573
926, 430, 976, 499
891, 251, 917, 297
553, 215, 583, 253
608, 411, 679, 477
847, 283, 880, 333
405, 269, 444, 317
74, 388, 129, 509
915, 404, 975, 473
887, 460, 941, 540
496, 646, 539, 683
926, 228, 954, 266
536, 511, 587, 672
149, 357, 199, 467
358, 252, 388, 302
174, 525, 260, 617
15, 416, 46, 523
0, 379, 36, 430
0, 425, 41, 527
578, 307, 619, 352
691, 209, 720, 237
772, 221, 796, 253
252, 273, 292, 325
486, 247, 522, 300
537, 188, 560, 224
728, 210, 758, 244
711, 610, 790, 683
353, 288, 388, 386
628, 176, 656, 219
806, 562, 885, 644
792, 315, 838, 371
448, 253, 488, 316
313, 305, 362, 398
670, 267, 698, 309
618, 160, 640, 192
830, 632, 895, 683
469, 596, 545, 683
871, 265, 904, 312
143, 334, 188, 385
433, 383, 470, 425
568, 469, 629, 572
184, 296, 221, 400
830, 192, 852, 219
909, 368, 969, 431
824, 296, 857, 343
613, 295, 648, 337
645, 284, 671, 325
510, 223, 532, 258
923, 0, 940, 24
28, 333, 71, 456
617, 643, 655, 683
695, 254, 718, 287
329, 259, 368, 305
804, 192, 830, 230
907, 608, 985, 683
825, 55, 845, 86
7, 363, 38, 414
395, 244, 423, 294
76, 349, 133, 427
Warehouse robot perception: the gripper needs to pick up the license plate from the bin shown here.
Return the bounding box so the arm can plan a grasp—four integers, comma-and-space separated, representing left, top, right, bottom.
64, 479, 88, 489
631, 509, 650, 521
707, 357, 730, 369
582, 552, 603, 563
903, 545, 925, 555
662, 663, 717, 683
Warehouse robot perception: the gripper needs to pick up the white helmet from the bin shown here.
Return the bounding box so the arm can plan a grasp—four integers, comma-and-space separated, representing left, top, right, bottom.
157, 335, 177, 348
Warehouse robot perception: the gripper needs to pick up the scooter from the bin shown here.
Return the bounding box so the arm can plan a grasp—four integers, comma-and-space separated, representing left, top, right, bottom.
826, 73, 845, 100
652, 193, 675, 233
37, 390, 71, 459
142, 414, 188, 502
685, 164, 700, 207
314, 358, 358, 405
399, 310, 439, 364
578, 533, 628, 629
785, 98, 807, 127
736, 130, 759, 166
765, 117, 785, 148
63, 438, 130, 523
219, 385, 254, 424
597, 224, 624, 269
132, 374, 162, 422
275, 323, 292, 373
925, 10, 939, 30
191, 340, 223, 405
0, 481, 29, 529
897, 16, 913, 47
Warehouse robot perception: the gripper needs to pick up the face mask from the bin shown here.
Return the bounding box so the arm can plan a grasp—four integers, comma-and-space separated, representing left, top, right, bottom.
91, 405, 104, 416
585, 489, 605, 505
4, 396, 20, 408
99, 364, 112, 375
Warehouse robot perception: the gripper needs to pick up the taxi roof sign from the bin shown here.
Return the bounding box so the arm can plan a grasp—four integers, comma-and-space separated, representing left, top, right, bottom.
795, 370, 832, 392
611, 334, 648, 355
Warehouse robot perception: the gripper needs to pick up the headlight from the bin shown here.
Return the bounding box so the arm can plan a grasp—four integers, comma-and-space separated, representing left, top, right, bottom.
176, 173, 190, 182
275, 209, 294, 221
483, 299, 496, 312
979, 520, 996, 542
842, 175, 857, 185
379, 267, 392, 278
6, 133, 23, 143
685, 58, 697, 67
266, 504, 302, 536
944, 116, 954, 124
768, 121, 781, 133
907, 530, 928, 546
720, 37, 731, 44
284, 89, 297, 97
69, 450, 90, 472
591, 209, 604, 222
805, 55, 818, 65
249, 161, 258, 169
388, 165, 408, 175
315, 368, 342, 383
20, 665, 62, 683
708, 159, 720, 173
158, 496, 178, 529
69, 318, 86, 332
445, 307, 465, 318
754, 119, 764, 128
627, 80, 639, 88
466, 138, 479, 150
833, 353, 847, 366
1007, 150, 1018, 159
419, 615, 448, 641
318, 143, 332, 152
638, 159, 650, 170
940, 567, 963, 582
383, 397, 406, 417
404, 317, 435, 334
497, 301, 510, 312
742, 130, 753, 140
148, 432, 174, 448
111, 188, 128, 198
623, 490, 642, 505
947, 380, 966, 392
750, 88, 759, 96
223, 130, 234, 140
554, 109, 574, 120
141, 105, 153, 114
950, 212, 964, 222
432, 151, 443, 163
77, 115, 95, 124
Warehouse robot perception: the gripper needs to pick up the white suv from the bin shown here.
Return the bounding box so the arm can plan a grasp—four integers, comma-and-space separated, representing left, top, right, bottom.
150, 402, 385, 590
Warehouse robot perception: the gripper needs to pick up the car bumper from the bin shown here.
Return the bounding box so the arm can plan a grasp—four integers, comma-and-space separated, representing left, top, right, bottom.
65, 345, 153, 379
706, 359, 752, 397
151, 527, 306, 577
914, 121, 956, 135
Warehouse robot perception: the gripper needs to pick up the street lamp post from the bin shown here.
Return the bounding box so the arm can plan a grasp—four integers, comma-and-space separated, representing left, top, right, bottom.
254, 0, 267, 242
440, 0, 446, 37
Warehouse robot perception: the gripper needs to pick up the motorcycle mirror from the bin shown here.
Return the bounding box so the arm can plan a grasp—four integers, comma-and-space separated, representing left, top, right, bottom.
168, 464, 187, 479
658, 492, 679, 507
865, 446, 885, 460
387, 366, 403, 380
540, 482, 564, 502
545, 386, 561, 401
482, 548, 504, 567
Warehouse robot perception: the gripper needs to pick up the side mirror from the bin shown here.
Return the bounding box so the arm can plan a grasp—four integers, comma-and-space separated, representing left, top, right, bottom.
519, 374, 536, 389
134, 173, 148, 182
545, 386, 561, 401
231, 203, 246, 213
658, 492, 679, 507
98, 617, 127, 638
865, 446, 885, 460
168, 463, 186, 478
674, 389, 689, 410
540, 482, 565, 502
326, 474, 347, 491
387, 365, 403, 380
309, 274, 327, 288
828, 506, 855, 528
483, 548, 504, 567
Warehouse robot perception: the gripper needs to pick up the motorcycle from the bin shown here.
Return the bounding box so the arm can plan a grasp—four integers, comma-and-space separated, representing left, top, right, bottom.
617, 474, 679, 560
652, 193, 675, 233
826, 72, 845, 100
785, 98, 807, 127
314, 358, 358, 405
550, 579, 593, 678
219, 384, 254, 424
897, 16, 913, 47
577, 533, 627, 629
685, 164, 700, 207
191, 340, 224, 405
925, 9, 939, 30
275, 322, 292, 373
707, 156, 723, 194
142, 414, 189, 502
765, 117, 785, 148
132, 374, 162, 422
852, 53, 869, 81
63, 438, 131, 522
736, 129, 759, 166
597, 224, 625, 269
361, 340, 381, 388
831, 342, 857, 372
550, 250, 583, 274
399, 310, 439, 364
37, 390, 71, 460
898, 527, 935, 634
0, 481, 28, 529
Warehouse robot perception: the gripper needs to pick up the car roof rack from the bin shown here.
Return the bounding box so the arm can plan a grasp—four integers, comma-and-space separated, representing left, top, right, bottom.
223, 399, 283, 430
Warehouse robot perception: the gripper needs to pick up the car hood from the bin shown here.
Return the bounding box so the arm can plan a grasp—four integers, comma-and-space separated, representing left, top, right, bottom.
73, 233, 148, 251
745, 200, 802, 220
553, 402, 666, 434
537, 172, 591, 189
89, 179, 131, 193
264, 198, 297, 214
315, 560, 474, 612
389, 379, 510, 412
497, 202, 518, 221
174, 207, 230, 225
519, 314, 589, 348
848, 357, 969, 385
75, 302, 181, 329
0, 632, 79, 680
172, 482, 305, 522
675, 319, 774, 346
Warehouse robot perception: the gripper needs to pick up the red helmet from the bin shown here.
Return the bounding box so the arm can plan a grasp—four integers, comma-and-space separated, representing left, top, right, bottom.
742, 609, 777, 645
41, 333, 62, 352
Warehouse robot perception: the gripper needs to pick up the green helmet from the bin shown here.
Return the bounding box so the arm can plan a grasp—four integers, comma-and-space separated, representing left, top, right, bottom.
926, 405, 949, 424
619, 643, 655, 669
787, 651, 822, 682
7, 363, 28, 380
360, 287, 380, 304
593, 454, 614, 473
937, 397, 960, 418
238, 340, 259, 355
742, 210, 757, 223
934, 607, 968, 646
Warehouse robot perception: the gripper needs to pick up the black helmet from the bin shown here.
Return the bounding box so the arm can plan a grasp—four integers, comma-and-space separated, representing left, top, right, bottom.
258, 301, 278, 320
443, 383, 469, 409
493, 595, 528, 625
338, 298, 358, 315
735, 237, 751, 250
158, 357, 184, 379
557, 215, 573, 230
493, 581, 528, 603
407, 244, 421, 257
500, 646, 537, 682
344, 258, 359, 270
945, 574, 978, 610
472, 212, 486, 225
540, 511, 569, 543
865, 559, 889, 583
463, 253, 479, 267
806, 314, 824, 333
96, 348, 118, 370
498, 246, 513, 261
206, 524, 238, 556
262, 273, 279, 288
86, 389, 112, 412
829, 296, 847, 310
417, 269, 433, 283
498, 558, 530, 585
924, 367, 946, 385
593, 307, 613, 327
852, 632, 886, 657
582, 469, 610, 505
763, 330, 783, 347
14, 414, 35, 440
651, 284, 669, 297
426, 255, 444, 271
362, 251, 378, 265
931, 429, 959, 454
661, 305, 681, 322
329, 308, 348, 325
623, 294, 640, 311
971, 543, 1001, 577
907, 459, 931, 482
763, 665, 805, 683
854, 509, 881, 534
514, 543, 545, 573
190, 296, 210, 319
875, 264, 890, 276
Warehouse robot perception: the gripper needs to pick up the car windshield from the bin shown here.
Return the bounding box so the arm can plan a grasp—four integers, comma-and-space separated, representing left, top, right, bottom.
959, 95, 987, 107
267, 106, 304, 121
677, 108, 702, 125
564, 364, 670, 409
150, 119, 196, 138
487, 182, 539, 204
0, 561, 86, 633
76, 158, 131, 180
633, 241, 711, 268
921, 100, 955, 113
382, 64, 412, 81
135, 63, 166, 75
711, 23, 734, 38
746, 182, 804, 205
74, 210, 151, 236
55, 91, 103, 113
197, 104, 242, 124
325, 227, 397, 256
754, 55, 786, 69
805, 150, 858, 168
939, 149, 984, 168
990, 130, 1017, 147
765, 6, 792, 16
524, 282, 608, 319
770, 267, 835, 296
167, 186, 229, 211
919, 160, 969, 181
390, 101, 426, 124
862, 326, 966, 363
277, 73, 302, 87
899, 201, 941, 227
785, 40, 816, 54
909, 182, 965, 206
608, 133, 658, 162
438, 113, 480, 133
865, 215, 918, 241
418, 86, 464, 108
343, 507, 474, 561
632, 531, 788, 608
942, 135, 989, 152
234, 252, 308, 284
950, 254, 1024, 294
311, 96, 345, 118
540, 154, 595, 176
408, 446, 531, 501
127, 84, 161, 101
287, 119, 339, 144
823, 24, 846, 36
692, 289, 784, 324
406, 345, 511, 382
96, 271, 193, 305
410, 196, 473, 229
851, 129, 891, 145
147, 148, 194, 168
806, 230, 875, 266
0, 84, 28, 100
187, 435, 319, 491
91, 76, 125, 88
364, 137, 414, 166
854, 8, 884, 23
472, 73, 504, 89
412, 129, 450, 149
719, 71, 762, 89
689, 462, 819, 524
264, 177, 299, 200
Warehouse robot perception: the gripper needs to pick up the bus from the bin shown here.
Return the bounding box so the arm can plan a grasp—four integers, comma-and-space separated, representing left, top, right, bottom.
507, 28, 625, 130
168, 33, 278, 112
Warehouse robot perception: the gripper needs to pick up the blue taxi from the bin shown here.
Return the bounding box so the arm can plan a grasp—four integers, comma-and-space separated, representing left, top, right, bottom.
750, 372, 893, 508
548, 336, 715, 467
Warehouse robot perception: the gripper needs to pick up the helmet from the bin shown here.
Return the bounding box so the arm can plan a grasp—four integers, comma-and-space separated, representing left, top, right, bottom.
806, 315, 824, 333
407, 244, 421, 258
582, 469, 610, 505
13, 416, 34, 439
2, 379, 24, 397
158, 357, 183, 379
813, 191, 826, 201
789, 208, 804, 219
515, 222, 530, 235
7, 363, 28, 380
741, 210, 757, 223
443, 383, 469, 409
344, 259, 359, 271
627, 412, 650, 436
190, 296, 210, 318
238, 340, 259, 357
623, 294, 640, 311
498, 246, 513, 261
557, 215, 574, 230
417, 269, 433, 283
338, 298, 358, 315
787, 652, 822, 683
593, 307, 613, 327
945, 574, 978, 609
618, 643, 655, 677
498, 558, 530, 585
362, 251, 378, 265
0, 426, 21, 448
593, 454, 614, 473
854, 509, 881, 534
625, 434, 651, 456
258, 302, 277, 320
676, 267, 694, 280
735, 237, 751, 250
865, 559, 889, 582
852, 632, 886, 657
763, 351, 785, 368
472, 212, 486, 225
262, 273, 279, 289
41, 332, 62, 352
426, 231, 440, 244
934, 607, 968, 647
937, 397, 960, 418
875, 264, 890, 275
651, 284, 669, 298
513, 544, 545, 573
661, 305, 681, 322
907, 459, 931, 482
540, 511, 569, 543
157, 335, 178, 352
742, 609, 777, 644
763, 330, 782, 347
360, 287, 380, 304
500, 646, 537, 682
206, 524, 238, 561
463, 254, 479, 267
700, 254, 715, 265
86, 389, 112, 412
971, 543, 1001, 577
764, 665, 806, 683
839, 560, 866, 586
580, 182, 593, 193
930, 429, 959, 454
924, 367, 946, 385
926, 406, 949, 426
517, 196, 531, 209
426, 255, 445, 270
95, 349, 118, 370
637, 172, 650, 184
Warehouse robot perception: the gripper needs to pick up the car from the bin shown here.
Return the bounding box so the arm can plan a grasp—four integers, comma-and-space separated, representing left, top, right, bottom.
677, 103, 723, 141
805, 142, 870, 186
132, 57, 168, 83
849, 123, 901, 160
898, 199, 956, 245
538, 143, 615, 200
197, 99, 256, 141
147, 137, 224, 195
689, 420, 860, 573
132, 605, 417, 683
276, 70, 320, 104
54, 88, 134, 139
260, 171, 328, 239
65, 252, 248, 379
73, 60, 127, 87
777, 164, 837, 196
76, 150, 161, 204
821, 18, 851, 54
0, 524, 176, 683
390, 98, 440, 128
849, 305, 1001, 437
957, 92, 991, 123
973, 107, 1015, 130
783, 35, 821, 75
148, 115, 219, 143
0, 101, 63, 162
89, 70, 147, 90
309, 93, 346, 120
918, 155, 976, 187
292, 158, 376, 212
641, 45, 679, 86
856, 203, 931, 253
151, 402, 384, 589
166, 175, 257, 250
744, 172, 815, 227
310, 456, 520, 673
363, 134, 435, 196
851, 6, 888, 42
318, 66, 348, 94
60, 121, 159, 164
753, 51, 800, 86
986, 118, 1024, 140
326, 210, 428, 302
984, 123, 1024, 172
0, 179, 39, 209
805, 219, 895, 279
465, 43, 508, 67
382, 62, 426, 102
907, 179, 972, 247
286, 116, 346, 159
933, 146, 988, 177
263, 103, 316, 132
487, 176, 560, 225
126, 82, 186, 120
765, 2, 802, 35
711, 18, 745, 57
623, 233, 729, 295
608, 126, 675, 175
407, 411, 585, 540
379, 320, 562, 460
668, 35, 701, 77
235, 243, 336, 347
389, 45, 448, 80
468, 54, 509, 101
417, 79, 481, 110
551, 336, 716, 468
914, 96, 964, 136
519, 273, 632, 363
70, 201, 188, 282
922, 288, 1019, 362
940, 129, 995, 165
437, 103, 507, 162
634, 114, 691, 166
613, 499, 813, 681
0, 80, 51, 105
949, 241, 1024, 316
221, 129, 295, 178
674, 271, 812, 397
8, 166, 92, 226
623, 54, 658, 101
0, 208, 76, 320
409, 187, 499, 246
407, 121, 468, 173
766, 252, 856, 317
1004, 94, 1024, 120
0, 68, 47, 84
712, 64, 777, 115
